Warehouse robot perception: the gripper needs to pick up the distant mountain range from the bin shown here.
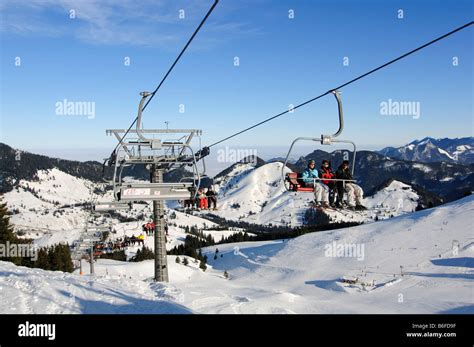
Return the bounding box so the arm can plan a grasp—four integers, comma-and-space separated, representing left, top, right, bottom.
2, 139, 473, 204
0, 143, 192, 193
292, 149, 473, 203
207, 158, 448, 226
1, 139, 472, 232
266, 157, 298, 165
378, 137, 474, 165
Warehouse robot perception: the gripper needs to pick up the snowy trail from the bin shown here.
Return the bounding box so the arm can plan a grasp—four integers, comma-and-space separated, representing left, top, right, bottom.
1, 195, 473, 314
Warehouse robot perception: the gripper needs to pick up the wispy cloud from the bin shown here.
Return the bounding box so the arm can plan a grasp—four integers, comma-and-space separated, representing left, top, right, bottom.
0, 0, 260, 47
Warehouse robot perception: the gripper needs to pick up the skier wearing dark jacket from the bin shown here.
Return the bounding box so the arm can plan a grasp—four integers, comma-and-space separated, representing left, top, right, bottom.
206, 187, 217, 210
335, 161, 353, 181
335, 160, 365, 209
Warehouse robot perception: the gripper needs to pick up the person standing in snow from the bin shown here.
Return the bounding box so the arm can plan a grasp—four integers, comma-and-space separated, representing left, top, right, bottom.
302, 159, 330, 207
335, 160, 365, 209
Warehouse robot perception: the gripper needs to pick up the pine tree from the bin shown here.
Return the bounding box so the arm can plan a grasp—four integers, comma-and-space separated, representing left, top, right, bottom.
0, 198, 16, 244
183, 257, 189, 266
60, 244, 74, 272
100, 249, 126, 261
199, 260, 207, 272
49, 244, 64, 271
35, 248, 50, 270
0, 198, 22, 265
133, 247, 155, 262
134, 248, 142, 262
175, 256, 181, 264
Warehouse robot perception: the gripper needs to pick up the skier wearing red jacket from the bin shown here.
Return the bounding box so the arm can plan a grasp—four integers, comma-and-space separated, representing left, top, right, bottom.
319, 160, 334, 185
319, 160, 337, 206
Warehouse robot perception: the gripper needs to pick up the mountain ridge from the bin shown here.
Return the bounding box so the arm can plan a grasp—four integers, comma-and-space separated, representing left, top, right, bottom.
378, 136, 474, 164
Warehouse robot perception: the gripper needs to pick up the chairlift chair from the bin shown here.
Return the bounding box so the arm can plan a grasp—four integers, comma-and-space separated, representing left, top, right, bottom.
104, 92, 209, 202
281, 90, 358, 192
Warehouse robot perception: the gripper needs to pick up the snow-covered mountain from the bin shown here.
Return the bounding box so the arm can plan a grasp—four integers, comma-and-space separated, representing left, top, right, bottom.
266, 156, 298, 164
0, 143, 105, 193
4, 141, 472, 206
3, 167, 245, 252
364, 180, 420, 213
378, 137, 474, 165
206, 162, 428, 226
5, 168, 96, 235
3, 161, 434, 257
1, 146, 472, 314
2, 194, 473, 314
0, 142, 191, 194
3, 135, 471, 241
2, 141, 472, 255
293, 148, 473, 203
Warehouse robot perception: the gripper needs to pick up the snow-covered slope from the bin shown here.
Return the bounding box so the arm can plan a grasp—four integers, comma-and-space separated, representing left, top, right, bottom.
0, 260, 191, 314
2, 164, 434, 260
5, 168, 94, 233
364, 180, 420, 213
196, 195, 474, 313
0, 160, 458, 237
212, 162, 305, 225
1, 195, 473, 314
3, 168, 245, 252
112, 208, 221, 252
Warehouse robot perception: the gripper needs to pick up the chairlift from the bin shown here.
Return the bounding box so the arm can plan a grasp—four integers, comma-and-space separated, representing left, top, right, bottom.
281, 90, 358, 192
178, 173, 218, 211
104, 92, 209, 202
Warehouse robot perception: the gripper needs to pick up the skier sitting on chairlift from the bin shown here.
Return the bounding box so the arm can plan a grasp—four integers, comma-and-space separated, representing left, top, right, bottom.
145, 221, 155, 236
302, 159, 330, 208
198, 188, 208, 209
319, 159, 337, 207
335, 160, 366, 210
206, 186, 217, 210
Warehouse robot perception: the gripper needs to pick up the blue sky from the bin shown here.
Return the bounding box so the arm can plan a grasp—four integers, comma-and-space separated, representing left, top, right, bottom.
0, 0, 472, 165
